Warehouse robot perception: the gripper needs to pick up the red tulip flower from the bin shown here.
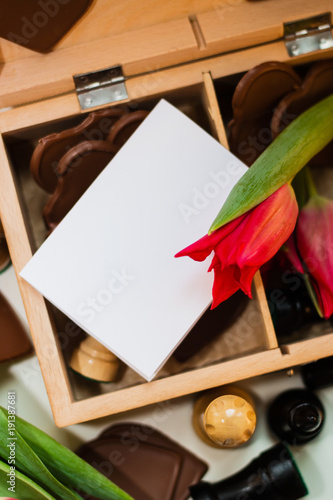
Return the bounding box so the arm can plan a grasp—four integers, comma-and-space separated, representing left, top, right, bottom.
284, 193, 333, 319
176, 183, 298, 308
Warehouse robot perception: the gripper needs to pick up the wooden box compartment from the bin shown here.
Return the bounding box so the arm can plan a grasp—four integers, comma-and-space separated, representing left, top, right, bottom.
0, 0, 333, 426
213, 64, 333, 346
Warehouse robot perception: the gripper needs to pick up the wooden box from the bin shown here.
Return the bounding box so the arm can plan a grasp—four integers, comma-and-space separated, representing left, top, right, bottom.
1, 0, 333, 427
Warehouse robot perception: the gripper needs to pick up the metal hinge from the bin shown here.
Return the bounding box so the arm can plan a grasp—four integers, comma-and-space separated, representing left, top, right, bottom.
284, 12, 333, 57
73, 65, 128, 110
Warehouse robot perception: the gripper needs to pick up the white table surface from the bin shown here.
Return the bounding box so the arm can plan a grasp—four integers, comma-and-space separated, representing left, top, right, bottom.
1, 264, 333, 500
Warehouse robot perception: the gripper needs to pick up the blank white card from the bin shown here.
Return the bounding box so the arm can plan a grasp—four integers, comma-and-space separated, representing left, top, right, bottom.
20, 100, 247, 381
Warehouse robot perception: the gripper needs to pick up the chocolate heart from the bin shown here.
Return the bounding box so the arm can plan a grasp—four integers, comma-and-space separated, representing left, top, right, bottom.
0, 0, 93, 53
30, 107, 127, 193
107, 110, 150, 148
271, 60, 333, 167
228, 61, 301, 165
43, 140, 118, 230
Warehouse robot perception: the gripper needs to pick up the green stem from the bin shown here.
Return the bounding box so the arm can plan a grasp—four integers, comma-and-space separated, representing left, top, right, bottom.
303, 166, 317, 198
303, 274, 323, 318
291, 168, 308, 210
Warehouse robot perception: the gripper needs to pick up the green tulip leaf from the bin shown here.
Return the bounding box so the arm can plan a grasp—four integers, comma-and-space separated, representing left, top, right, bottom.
0, 408, 82, 500
0, 407, 133, 500
291, 168, 309, 211
209, 93, 333, 233
303, 274, 324, 319
0, 458, 56, 500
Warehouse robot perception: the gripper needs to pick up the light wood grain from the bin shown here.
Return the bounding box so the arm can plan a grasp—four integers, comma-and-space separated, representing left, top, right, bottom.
61, 331, 333, 427
2, 36, 333, 133
198, 0, 333, 54
1, 0, 332, 109
202, 71, 229, 146
202, 71, 278, 351
0, 17, 198, 108
0, 135, 74, 423
0, 0, 240, 63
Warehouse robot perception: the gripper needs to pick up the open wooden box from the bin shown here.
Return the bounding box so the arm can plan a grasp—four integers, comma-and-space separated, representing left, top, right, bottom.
1, 0, 333, 427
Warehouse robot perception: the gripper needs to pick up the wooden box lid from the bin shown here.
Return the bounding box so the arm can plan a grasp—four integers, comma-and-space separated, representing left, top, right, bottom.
0, 0, 332, 109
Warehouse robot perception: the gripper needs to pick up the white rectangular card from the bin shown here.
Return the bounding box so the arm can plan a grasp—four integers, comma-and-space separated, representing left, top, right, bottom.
20, 100, 247, 381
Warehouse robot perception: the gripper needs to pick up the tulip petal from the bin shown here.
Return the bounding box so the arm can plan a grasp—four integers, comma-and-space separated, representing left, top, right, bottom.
235, 185, 298, 267
238, 265, 258, 298
175, 214, 245, 262
211, 265, 241, 308
176, 183, 299, 310
281, 234, 304, 274
295, 194, 333, 319
314, 280, 333, 319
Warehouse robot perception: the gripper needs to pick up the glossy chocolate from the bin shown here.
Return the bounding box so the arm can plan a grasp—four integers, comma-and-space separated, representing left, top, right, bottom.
0, 293, 32, 363
76, 422, 208, 500
43, 140, 118, 230
0, 0, 93, 53
107, 110, 150, 148
30, 107, 127, 193
227, 59, 333, 168
271, 60, 333, 167
228, 61, 301, 165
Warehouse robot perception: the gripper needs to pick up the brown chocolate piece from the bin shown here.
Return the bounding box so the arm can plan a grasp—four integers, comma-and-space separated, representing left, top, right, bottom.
43, 141, 118, 230
107, 110, 150, 148
0, 221, 11, 273
0, 293, 32, 362
174, 290, 248, 362
0, 0, 93, 53
271, 60, 333, 167
228, 61, 301, 165
30, 107, 126, 193
76, 423, 208, 500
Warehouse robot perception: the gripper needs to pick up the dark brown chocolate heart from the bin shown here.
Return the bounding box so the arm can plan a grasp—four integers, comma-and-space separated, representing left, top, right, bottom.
0, 293, 33, 363
30, 107, 127, 193
271, 60, 333, 167
76, 422, 208, 500
43, 140, 118, 230
0, 0, 93, 53
107, 110, 150, 148
228, 61, 301, 165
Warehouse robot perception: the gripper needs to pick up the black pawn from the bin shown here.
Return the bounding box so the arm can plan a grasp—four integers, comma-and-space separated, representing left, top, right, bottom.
189, 442, 308, 500
267, 389, 324, 445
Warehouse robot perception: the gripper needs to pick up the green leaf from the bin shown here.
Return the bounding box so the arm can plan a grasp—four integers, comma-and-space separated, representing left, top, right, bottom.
209, 93, 333, 233
303, 274, 324, 319
0, 407, 133, 500
0, 408, 82, 500
0, 458, 56, 500
291, 168, 308, 211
